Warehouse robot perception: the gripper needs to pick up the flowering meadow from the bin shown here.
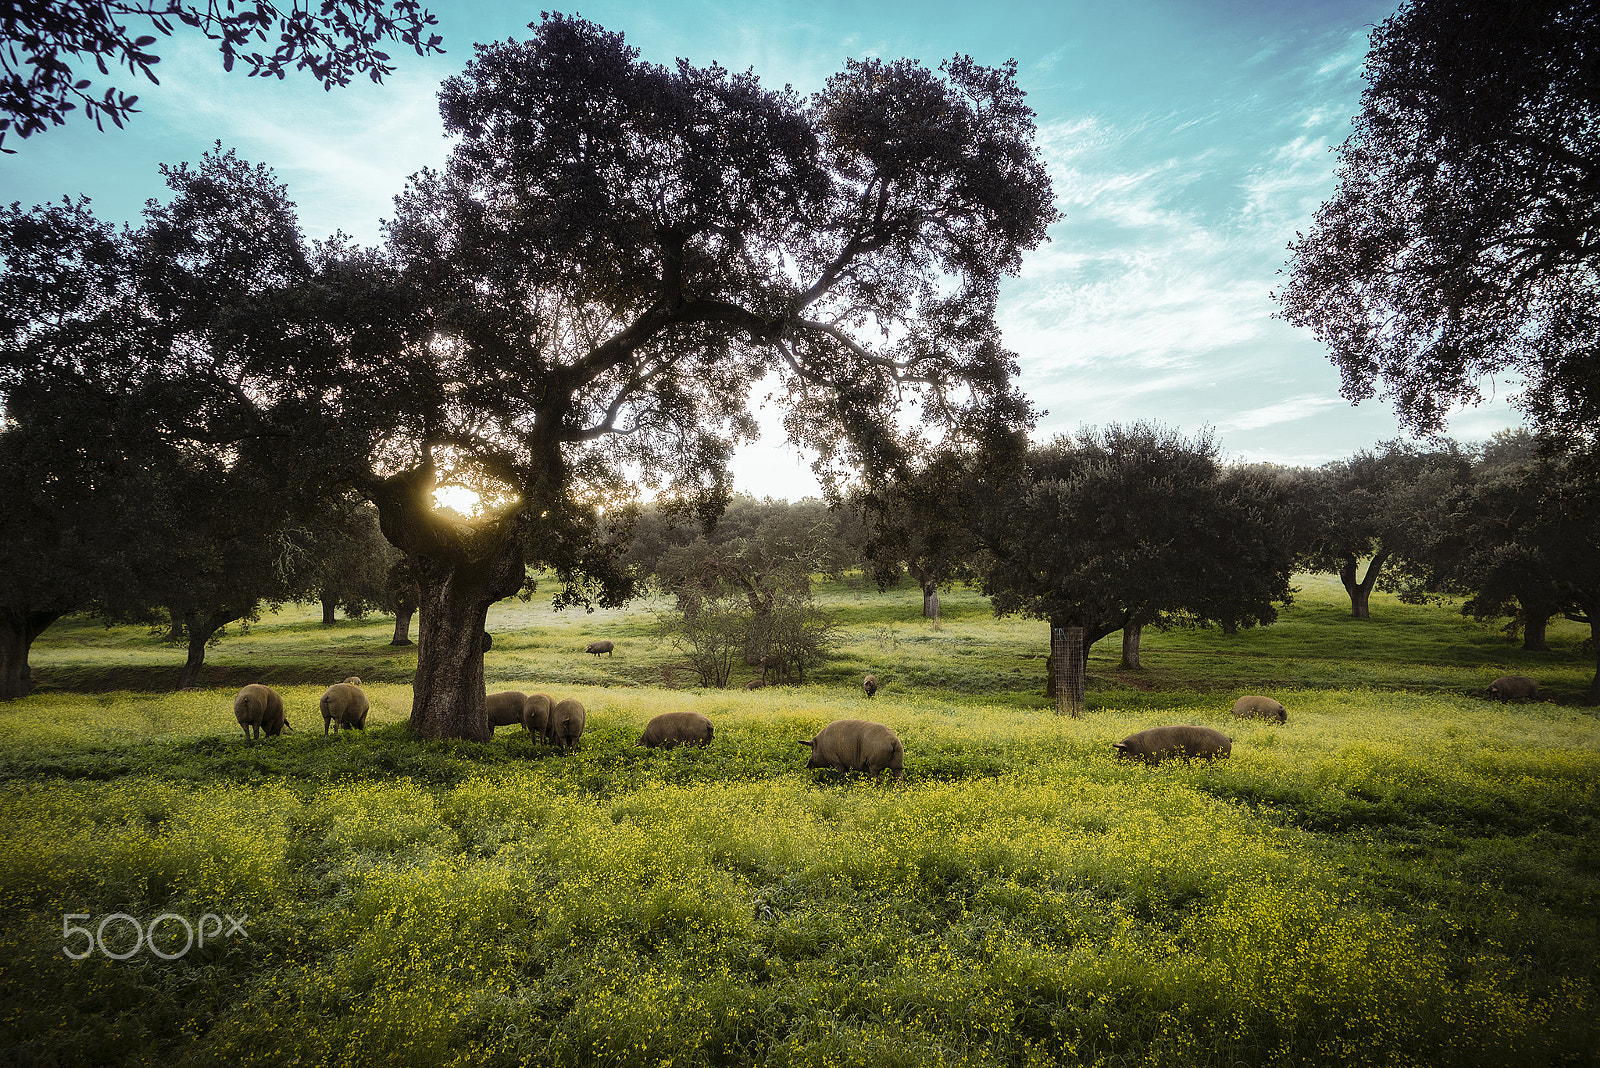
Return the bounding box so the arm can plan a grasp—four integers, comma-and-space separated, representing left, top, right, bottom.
1, 579, 1595, 1066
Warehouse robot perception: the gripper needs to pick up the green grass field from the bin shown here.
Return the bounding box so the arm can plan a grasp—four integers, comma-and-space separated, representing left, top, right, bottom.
1, 575, 1596, 1066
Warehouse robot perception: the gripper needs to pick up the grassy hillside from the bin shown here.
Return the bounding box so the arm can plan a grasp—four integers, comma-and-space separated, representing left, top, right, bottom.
1, 576, 1596, 1066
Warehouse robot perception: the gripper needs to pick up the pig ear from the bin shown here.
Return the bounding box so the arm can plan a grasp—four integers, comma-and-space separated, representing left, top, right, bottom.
797, 739, 814, 748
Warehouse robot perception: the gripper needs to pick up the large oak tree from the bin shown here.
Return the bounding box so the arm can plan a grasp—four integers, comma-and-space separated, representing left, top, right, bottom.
1277, 0, 1600, 443
348, 16, 1055, 739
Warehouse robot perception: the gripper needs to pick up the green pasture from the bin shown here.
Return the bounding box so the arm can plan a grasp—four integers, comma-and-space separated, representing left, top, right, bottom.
1, 576, 1596, 1066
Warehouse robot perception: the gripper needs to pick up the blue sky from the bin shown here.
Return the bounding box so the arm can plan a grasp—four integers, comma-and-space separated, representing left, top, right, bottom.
1, 0, 1527, 499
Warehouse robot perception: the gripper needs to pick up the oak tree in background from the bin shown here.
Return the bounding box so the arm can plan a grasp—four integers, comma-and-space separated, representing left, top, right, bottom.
1298, 441, 1472, 619
0, 196, 133, 696
1445, 431, 1571, 650
1396, 431, 1600, 699
0, 383, 144, 698
358, 15, 1054, 739
1463, 444, 1600, 703
378, 555, 420, 646
298, 498, 399, 626
1277, 0, 1600, 443
973, 424, 1298, 716
855, 452, 984, 622
1, 0, 444, 150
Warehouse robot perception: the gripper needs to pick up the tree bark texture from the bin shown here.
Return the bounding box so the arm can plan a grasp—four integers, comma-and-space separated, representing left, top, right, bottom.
1120, 624, 1143, 669
1052, 623, 1086, 717
321, 597, 337, 626
922, 583, 940, 621
370, 461, 528, 741
408, 543, 523, 741
0, 609, 64, 700
1339, 549, 1392, 619
390, 606, 414, 646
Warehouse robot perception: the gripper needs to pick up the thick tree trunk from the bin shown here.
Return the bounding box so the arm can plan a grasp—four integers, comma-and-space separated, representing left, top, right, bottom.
409, 559, 502, 741
390, 606, 415, 646
1522, 610, 1551, 652
321, 597, 337, 626
178, 611, 238, 690
165, 608, 185, 643
1051, 622, 1086, 717
1338, 549, 1392, 619
922, 582, 940, 621
1120, 624, 1143, 669
0, 609, 65, 700
370, 458, 529, 741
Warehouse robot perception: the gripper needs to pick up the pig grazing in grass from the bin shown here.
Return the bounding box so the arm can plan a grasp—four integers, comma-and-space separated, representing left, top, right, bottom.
1487, 675, 1540, 701
233, 684, 288, 743
638, 711, 714, 748
798, 719, 904, 781
522, 693, 553, 738
320, 678, 369, 734
546, 698, 586, 751
1113, 725, 1231, 765
486, 690, 527, 728
1231, 695, 1287, 723
863, 674, 878, 698
586, 640, 615, 657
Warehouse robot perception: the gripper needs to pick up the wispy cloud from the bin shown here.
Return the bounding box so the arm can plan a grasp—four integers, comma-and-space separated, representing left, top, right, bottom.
151, 36, 451, 243
1220, 393, 1346, 431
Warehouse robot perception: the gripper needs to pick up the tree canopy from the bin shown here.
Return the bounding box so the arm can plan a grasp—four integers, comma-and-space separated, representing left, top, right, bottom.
973, 424, 1298, 714
1, 1, 445, 150
0, 147, 342, 694
348, 15, 1055, 738
4, 16, 1056, 725
1277, 0, 1600, 443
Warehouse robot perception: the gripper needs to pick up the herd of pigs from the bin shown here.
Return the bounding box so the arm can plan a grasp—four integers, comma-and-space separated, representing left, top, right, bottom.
229, 658, 1545, 781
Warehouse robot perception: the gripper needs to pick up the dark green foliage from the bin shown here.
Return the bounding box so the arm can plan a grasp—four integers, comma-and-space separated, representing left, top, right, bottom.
973, 423, 1299, 709
1403, 433, 1600, 701
0, 150, 383, 694
1, 1, 445, 151
1277, 0, 1600, 443
853, 450, 990, 619
299, 498, 401, 625
1297, 438, 1473, 619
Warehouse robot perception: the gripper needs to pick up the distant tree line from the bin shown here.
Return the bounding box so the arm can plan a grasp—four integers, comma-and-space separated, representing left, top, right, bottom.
848, 425, 1600, 711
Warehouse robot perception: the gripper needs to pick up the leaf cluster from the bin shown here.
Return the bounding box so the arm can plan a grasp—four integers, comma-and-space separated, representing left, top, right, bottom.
1277, 0, 1600, 443
0, 1, 445, 151
973, 423, 1299, 641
